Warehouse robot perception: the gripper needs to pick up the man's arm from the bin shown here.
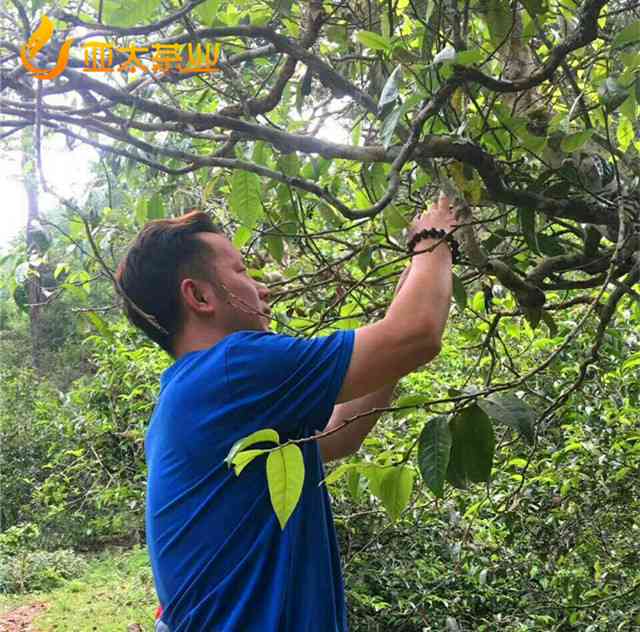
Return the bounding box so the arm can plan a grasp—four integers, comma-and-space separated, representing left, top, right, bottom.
317, 266, 407, 462
318, 382, 397, 462
332, 196, 454, 405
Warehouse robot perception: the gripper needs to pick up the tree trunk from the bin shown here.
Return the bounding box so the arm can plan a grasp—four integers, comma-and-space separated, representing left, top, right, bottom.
21, 129, 45, 372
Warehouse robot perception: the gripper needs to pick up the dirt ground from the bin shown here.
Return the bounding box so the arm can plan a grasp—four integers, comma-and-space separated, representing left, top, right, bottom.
0, 603, 47, 632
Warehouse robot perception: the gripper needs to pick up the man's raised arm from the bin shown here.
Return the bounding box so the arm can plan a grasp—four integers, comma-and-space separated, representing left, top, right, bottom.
318, 194, 456, 461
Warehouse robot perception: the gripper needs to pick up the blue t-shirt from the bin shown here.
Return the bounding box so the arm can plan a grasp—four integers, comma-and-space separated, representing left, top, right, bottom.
145, 329, 355, 631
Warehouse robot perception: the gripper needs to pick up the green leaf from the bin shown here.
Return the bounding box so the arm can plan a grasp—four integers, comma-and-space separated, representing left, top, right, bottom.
379, 94, 421, 148
195, 0, 219, 25
518, 208, 539, 254
452, 273, 467, 310
418, 416, 452, 498
446, 405, 495, 488
378, 65, 402, 113
537, 235, 565, 256
346, 468, 362, 501
433, 46, 456, 65
356, 30, 392, 52
54, 263, 68, 279
252, 141, 268, 166
278, 152, 299, 177
225, 428, 280, 467
617, 117, 634, 152
231, 449, 268, 476
14, 261, 28, 285
232, 226, 252, 248
380, 106, 404, 149
147, 192, 164, 220
598, 78, 629, 113
135, 197, 148, 225
84, 311, 110, 338
420, 0, 435, 23
621, 352, 640, 374
377, 465, 414, 521
454, 49, 483, 66
384, 206, 409, 233
471, 290, 485, 313
521, 0, 546, 17
477, 394, 535, 445
486, 0, 512, 49
541, 310, 558, 337
358, 463, 387, 497
395, 394, 430, 408
265, 234, 284, 262
620, 94, 637, 123
230, 170, 262, 228
613, 20, 640, 48
322, 462, 359, 486
560, 129, 595, 153
106, 0, 160, 26
266, 444, 305, 530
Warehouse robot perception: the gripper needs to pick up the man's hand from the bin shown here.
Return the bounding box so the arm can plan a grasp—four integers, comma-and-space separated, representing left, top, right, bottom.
395, 192, 456, 298
406, 193, 457, 247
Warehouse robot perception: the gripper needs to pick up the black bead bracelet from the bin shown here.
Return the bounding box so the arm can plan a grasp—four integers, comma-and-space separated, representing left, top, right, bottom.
407, 228, 461, 264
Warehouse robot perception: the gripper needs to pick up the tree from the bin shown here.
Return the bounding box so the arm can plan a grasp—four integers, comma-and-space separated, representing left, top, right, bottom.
1, 0, 639, 504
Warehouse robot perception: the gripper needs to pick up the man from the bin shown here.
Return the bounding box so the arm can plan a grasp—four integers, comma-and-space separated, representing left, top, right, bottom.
115, 194, 456, 631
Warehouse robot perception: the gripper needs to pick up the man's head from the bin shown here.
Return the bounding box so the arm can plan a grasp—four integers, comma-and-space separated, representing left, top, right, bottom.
116, 210, 271, 357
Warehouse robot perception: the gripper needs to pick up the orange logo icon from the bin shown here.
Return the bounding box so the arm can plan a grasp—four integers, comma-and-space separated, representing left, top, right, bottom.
20, 15, 74, 80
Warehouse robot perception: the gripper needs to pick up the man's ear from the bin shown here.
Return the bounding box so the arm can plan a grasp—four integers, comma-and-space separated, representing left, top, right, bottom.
180, 278, 215, 315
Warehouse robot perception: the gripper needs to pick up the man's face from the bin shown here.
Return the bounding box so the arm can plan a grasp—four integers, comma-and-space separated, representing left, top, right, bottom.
196, 232, 272, 333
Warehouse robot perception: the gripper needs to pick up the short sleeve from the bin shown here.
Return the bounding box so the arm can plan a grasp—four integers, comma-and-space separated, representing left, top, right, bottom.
224, 329, 355, 437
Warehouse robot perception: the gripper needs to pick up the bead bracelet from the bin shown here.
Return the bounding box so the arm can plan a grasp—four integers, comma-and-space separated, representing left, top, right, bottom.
406, 228, 461, 264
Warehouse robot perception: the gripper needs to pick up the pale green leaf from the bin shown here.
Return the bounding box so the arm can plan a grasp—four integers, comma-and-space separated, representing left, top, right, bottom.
358, 463, 387, 497
471, 290, 485, 313
232, 226, 252, 248
346, 468, 362, 501
377, 465, 414, 520
622, 352, 640, 373
321, 462, 359, 486
454, 49, 483, 66
232, 449, 268, 476
266, 444, 305, 530
395, 394, 430, 408
230, 170, 262, 228
617, 117, 634, 152
147, 192, 164, 220
378, 65, 402, 112
356, 30, 392, 52
195, 0, 219, 25
225, 428, 279, 467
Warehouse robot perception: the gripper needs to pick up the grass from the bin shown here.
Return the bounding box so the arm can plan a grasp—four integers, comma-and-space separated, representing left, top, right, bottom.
0, 546, 158, 631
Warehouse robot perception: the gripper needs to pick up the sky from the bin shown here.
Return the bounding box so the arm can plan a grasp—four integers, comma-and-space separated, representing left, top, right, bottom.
0, 117, 349, 253
0, 137, 97, 252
